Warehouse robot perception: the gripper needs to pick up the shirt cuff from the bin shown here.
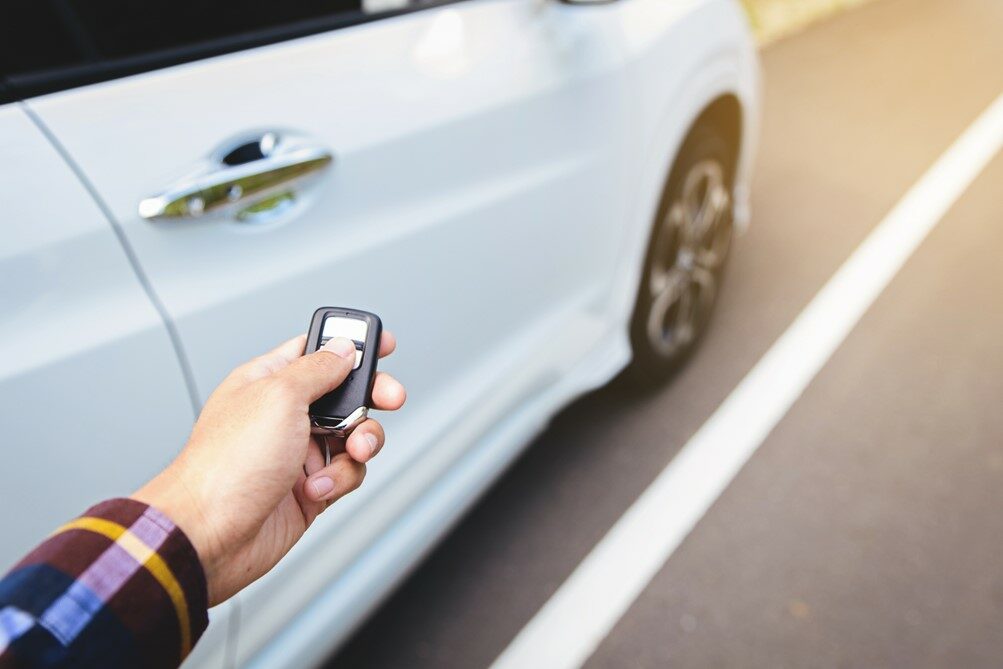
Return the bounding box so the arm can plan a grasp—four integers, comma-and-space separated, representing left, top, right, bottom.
11, 497, 210, 668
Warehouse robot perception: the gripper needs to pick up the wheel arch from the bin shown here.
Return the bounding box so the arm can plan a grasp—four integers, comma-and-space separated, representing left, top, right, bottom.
695, 93, 743, 182
608, 71, 755, 334
622, 93, 744, 381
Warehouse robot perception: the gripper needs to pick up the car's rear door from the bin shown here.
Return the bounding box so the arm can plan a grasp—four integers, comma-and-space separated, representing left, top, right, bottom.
10, 0, 633, 658
0, 99, 194, 563
0, 96, 242, 654
0, 77, 242, 661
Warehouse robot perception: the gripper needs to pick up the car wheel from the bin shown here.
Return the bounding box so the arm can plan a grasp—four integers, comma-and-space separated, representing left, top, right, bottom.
626, 121, 736, 387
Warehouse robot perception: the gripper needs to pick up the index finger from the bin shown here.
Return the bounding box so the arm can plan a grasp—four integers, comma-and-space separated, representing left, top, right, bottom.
378, 330, 396, 358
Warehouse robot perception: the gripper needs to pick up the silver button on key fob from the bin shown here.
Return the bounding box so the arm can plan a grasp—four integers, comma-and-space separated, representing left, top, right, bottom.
304, 307, 382, 437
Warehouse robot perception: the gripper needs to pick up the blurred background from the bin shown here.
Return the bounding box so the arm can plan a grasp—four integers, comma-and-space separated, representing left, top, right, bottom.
741, 0, 875, 42
2, 0, 1002, 667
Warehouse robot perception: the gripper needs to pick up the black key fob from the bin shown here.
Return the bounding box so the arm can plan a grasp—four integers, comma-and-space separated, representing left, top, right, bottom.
304, 307, 382, 437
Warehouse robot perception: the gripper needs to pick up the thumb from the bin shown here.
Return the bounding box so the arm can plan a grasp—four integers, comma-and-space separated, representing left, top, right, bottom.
273, 337, 357, 403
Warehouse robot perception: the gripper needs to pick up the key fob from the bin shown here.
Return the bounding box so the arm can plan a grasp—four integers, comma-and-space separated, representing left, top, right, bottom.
304, 307, 382, 437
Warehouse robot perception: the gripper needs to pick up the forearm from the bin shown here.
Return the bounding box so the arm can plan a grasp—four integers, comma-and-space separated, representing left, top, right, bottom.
0, 499, 208, 669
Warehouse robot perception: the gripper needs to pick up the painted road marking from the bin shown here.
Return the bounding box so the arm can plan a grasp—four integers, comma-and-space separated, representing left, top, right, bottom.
490, 90, 1003, 669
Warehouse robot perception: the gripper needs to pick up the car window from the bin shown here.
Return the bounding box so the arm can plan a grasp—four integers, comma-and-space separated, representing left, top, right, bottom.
0, 0, 451, 103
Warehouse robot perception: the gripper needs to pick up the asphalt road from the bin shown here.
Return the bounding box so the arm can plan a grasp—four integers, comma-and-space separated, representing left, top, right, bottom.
330, 0, 1003, 666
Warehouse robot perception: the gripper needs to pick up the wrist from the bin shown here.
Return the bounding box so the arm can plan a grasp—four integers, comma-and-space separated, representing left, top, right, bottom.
132, 467, 223, 600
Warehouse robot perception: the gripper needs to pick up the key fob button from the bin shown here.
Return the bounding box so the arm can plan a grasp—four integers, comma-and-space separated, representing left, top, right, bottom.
322, 316, 369, 342
322, 315, 367, 370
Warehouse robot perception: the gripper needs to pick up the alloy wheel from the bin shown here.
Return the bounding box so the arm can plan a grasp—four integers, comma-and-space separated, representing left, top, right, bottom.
645, 159, 732, 357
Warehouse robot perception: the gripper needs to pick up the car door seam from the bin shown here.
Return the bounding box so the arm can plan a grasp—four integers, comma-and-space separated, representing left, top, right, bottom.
21, 103, 203, 419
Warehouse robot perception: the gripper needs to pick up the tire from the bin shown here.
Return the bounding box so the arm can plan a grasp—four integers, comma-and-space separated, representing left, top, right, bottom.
625, 121, 736, 388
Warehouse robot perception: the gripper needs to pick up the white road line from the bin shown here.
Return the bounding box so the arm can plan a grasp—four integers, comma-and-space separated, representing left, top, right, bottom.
490, 91, 1003, 669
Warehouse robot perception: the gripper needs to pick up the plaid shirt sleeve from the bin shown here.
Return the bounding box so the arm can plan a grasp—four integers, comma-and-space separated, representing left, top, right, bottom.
0, 498, 209, 669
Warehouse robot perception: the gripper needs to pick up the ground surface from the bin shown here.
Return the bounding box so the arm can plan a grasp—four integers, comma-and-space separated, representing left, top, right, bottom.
330, 0, 1003, 666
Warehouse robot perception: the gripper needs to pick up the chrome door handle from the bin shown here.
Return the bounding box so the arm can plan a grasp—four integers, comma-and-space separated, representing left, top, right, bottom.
139, 131, 333, 222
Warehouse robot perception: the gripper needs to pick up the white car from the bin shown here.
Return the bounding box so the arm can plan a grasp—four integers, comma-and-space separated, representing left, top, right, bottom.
0, 0, 759, 665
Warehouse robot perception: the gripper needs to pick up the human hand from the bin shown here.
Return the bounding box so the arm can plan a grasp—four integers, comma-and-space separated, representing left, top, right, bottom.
132, 333, 406, 606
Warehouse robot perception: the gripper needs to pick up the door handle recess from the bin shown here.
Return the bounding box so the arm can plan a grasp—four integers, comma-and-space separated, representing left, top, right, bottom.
139, 131, 333, 222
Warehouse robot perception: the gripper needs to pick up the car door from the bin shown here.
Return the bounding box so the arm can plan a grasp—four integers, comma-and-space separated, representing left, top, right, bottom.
0, 98, 238, 664
0, 101, 192, 565
10, 0, 633, 660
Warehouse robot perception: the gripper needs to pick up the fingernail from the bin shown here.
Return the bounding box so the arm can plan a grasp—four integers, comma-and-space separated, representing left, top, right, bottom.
309, 476, 335, 499
322, 337, 355, 359
365, 432, 379, 456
